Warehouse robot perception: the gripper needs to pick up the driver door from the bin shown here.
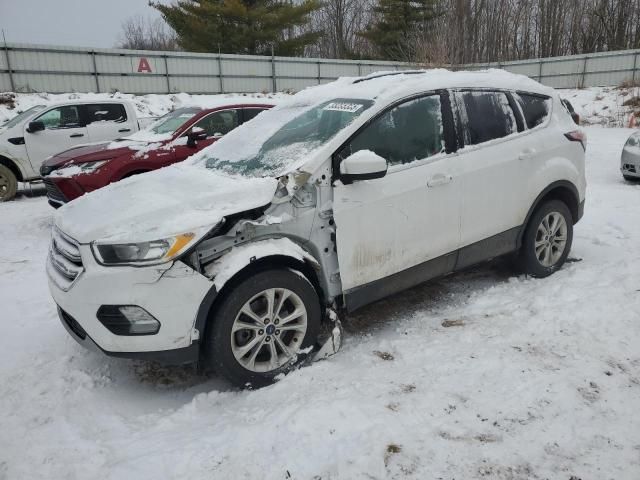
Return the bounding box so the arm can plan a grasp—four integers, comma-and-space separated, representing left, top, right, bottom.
171, 109, 240, 165
25, 105, 88, 172
332, 94, 461, 310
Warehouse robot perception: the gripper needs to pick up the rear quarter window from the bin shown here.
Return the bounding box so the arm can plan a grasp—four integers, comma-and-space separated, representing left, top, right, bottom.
516, 93, 552, 129
454, 91, 518, 146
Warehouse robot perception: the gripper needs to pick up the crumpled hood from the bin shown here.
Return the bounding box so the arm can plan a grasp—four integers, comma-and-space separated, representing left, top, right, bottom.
55, 163, 278, 244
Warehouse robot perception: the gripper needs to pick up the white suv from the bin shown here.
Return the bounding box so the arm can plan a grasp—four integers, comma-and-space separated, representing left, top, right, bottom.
47, 70, 586, 387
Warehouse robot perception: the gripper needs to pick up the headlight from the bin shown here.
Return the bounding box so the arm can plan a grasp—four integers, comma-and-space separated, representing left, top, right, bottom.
92, 232, 197, 266
78, 160, 109, 173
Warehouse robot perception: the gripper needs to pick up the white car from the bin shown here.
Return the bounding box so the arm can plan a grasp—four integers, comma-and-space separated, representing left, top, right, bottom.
47, 70, 586, 388
621, 131, 640, 180
0, 100, 150, 201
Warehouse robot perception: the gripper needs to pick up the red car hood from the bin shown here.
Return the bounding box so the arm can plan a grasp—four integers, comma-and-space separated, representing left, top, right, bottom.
43, 142, 138, 168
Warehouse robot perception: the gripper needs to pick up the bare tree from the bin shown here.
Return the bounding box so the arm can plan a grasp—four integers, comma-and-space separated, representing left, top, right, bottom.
306, 0, 375, 58
117, 15, 179, 51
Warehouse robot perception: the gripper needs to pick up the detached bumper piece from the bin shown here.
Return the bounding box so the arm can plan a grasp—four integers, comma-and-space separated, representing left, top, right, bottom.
96, 305, 161, 336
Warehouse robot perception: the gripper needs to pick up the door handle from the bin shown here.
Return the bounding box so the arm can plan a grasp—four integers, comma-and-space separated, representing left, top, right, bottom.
69, 133, 84, 138
519, 148, 536, 160
427, 174, 453, 188
118, 128, 131, 133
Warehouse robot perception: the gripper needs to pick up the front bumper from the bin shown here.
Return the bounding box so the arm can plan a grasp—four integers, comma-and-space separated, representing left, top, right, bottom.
48, 241, 213, 362
57, 307, 200, 364
43, 176, 87, 207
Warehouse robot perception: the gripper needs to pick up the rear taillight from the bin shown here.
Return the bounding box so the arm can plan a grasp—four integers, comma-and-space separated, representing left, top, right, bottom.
565, 130, 587, 151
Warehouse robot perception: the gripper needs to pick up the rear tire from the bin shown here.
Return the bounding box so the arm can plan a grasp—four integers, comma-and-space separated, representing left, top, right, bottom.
205, 269, 322, 388
0, 165, 18, 202
517, 200, 573, 278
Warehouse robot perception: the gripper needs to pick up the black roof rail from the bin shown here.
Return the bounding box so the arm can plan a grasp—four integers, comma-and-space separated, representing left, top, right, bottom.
352, 70, 428, 84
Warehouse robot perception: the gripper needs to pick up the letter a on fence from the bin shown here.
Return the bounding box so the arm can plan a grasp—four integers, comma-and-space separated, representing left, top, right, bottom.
137, 58, 152, 73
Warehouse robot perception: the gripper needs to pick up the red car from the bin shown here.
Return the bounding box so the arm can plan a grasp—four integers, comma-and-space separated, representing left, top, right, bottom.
41, 103, 273, 207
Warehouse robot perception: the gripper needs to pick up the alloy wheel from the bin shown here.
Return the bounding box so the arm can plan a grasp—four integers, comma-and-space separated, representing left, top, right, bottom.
535, 212, 568, 267
230, 288, 308, 373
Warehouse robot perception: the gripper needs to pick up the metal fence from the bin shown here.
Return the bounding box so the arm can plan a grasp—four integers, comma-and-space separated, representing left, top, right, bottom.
2, 42, 640, 94
464, 49, 640, 89
0, 42, 414, 94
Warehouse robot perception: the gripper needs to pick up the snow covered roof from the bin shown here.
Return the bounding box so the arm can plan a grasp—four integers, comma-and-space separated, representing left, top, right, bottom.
289, 69, 555, 107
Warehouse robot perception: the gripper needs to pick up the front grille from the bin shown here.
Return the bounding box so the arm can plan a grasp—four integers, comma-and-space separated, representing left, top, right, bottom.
59, 307, 87, 340
47, 228, 83, 291
43, 178, 67, 204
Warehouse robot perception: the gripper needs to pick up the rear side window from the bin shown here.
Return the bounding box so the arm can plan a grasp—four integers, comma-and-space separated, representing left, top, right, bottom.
85, 104, 127, 124
243, 108, 267, 123
341, 95, 444, 167
517, 93, 552, 129
454, 91, 517, 146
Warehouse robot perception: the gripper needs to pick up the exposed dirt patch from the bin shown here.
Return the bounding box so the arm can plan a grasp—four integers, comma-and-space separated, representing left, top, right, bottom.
0, 93, 15, 109
442, 318, 466, 328
373, 351, 394, 361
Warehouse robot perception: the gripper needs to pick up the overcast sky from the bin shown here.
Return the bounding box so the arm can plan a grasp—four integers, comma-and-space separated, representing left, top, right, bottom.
0, 0, 168, 48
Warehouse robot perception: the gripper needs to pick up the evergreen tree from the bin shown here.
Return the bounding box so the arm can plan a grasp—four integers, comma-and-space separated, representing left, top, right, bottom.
360, 0, 440, 61
152, 0, 322, 56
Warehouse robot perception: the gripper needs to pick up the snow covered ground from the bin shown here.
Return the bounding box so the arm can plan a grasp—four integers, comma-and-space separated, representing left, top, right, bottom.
1, 126, 640, 479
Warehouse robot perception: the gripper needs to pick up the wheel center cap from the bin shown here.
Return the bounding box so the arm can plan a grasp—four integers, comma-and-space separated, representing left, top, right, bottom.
266, 324, 276, 335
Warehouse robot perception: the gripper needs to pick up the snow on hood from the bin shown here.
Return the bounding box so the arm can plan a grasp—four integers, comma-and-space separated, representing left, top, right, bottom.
55, 163, 278, 244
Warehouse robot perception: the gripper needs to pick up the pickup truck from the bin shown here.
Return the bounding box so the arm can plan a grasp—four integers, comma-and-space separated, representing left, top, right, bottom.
0, 99, 153, 201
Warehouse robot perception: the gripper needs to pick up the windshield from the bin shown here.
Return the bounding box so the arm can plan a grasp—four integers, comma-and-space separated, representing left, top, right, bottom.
149, 108, 200, 135
202, 99, 373, 177
2, 105, 46, 129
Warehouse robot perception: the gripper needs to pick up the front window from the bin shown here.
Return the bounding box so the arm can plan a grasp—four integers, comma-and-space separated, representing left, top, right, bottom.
35, 106, 82, 129
2, 105, 45, 129
338, 95, 445, 167
201, 99, 374, 177
192, 109, 240, 137
149, 108, 200, 135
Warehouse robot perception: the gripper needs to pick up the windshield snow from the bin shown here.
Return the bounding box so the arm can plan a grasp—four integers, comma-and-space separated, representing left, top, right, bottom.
199, 99, 373, 177
149, 108, 200, 134
2, 105, 46, 129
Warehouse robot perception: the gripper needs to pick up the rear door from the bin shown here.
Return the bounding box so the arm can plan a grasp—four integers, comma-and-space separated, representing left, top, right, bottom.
333, 94, 461, 307
25, 105, 88, 171
451, 90, 532, 265
85, 103, 135, 142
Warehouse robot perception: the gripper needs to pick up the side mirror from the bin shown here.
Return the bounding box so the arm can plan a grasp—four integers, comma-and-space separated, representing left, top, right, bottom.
27, 121, 45, 133
340, 150, 388, 183
187, 127, 207, 147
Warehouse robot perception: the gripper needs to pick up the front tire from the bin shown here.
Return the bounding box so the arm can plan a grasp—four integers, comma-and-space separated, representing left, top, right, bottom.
518, 200, 573, 278
205, 269, 321, 388
0, 165, 18, 202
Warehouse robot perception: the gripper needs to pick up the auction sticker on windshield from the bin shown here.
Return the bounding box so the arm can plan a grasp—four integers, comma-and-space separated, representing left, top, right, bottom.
323, 102, 364, 113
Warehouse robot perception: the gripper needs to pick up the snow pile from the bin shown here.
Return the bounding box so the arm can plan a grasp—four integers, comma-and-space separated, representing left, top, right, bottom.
2, 77, 640, 129
562, 85, 640, 127
0, 91, 287, 125
1, 127, 640, 479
